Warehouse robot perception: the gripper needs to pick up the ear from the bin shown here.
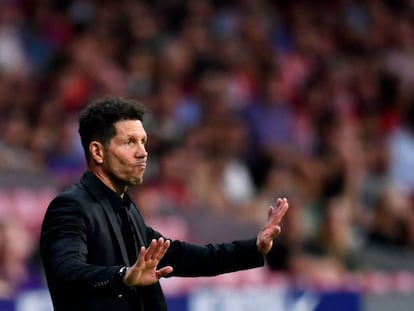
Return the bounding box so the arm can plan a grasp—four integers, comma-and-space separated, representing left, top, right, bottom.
89, 141, 105, 164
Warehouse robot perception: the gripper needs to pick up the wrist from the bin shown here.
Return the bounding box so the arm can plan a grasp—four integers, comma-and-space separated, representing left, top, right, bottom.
117, 266, 129, 287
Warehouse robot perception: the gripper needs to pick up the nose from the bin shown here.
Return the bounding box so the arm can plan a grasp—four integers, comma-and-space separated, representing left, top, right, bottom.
136, 143, 148, 159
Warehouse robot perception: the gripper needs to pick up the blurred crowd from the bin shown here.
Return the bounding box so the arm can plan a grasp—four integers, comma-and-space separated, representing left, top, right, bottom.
2, 0, 414, 299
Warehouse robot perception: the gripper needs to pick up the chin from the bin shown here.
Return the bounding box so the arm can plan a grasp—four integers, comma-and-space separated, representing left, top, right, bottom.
130, 177, 144, 186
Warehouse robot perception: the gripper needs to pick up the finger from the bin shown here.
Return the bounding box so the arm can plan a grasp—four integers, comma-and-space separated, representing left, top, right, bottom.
268, 206, 274, 219
150, 238, 165, 260
270, 198, 284, 216
134, 246, 146, 267
275, 197, 287, 210
144, 238, 166, 259
275, 197, 283, 207
155, 239, 170, 261
271, 198, 289, 222
276, 198, 288, 214
279, 198, 289, 215
155, 266, 173, 279
150, 238, 170, 261
144, 239, 158, 261
269, 225, 281, 239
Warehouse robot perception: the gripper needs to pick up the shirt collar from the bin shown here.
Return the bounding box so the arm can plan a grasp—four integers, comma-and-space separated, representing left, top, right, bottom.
87, 171, 132, 210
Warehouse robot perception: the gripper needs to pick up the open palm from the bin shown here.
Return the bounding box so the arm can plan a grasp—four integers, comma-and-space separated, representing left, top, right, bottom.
123, 238, 173, 287
257, 197, 289, 255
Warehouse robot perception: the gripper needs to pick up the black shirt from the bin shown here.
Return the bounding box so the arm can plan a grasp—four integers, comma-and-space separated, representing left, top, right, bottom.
90, 173, 139, 265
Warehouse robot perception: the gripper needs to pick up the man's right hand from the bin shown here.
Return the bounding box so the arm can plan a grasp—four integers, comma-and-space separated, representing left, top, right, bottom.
123, 238, 173, 287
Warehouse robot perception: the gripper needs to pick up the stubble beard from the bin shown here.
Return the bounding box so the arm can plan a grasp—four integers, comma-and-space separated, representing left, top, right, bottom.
129, 175, 144, 186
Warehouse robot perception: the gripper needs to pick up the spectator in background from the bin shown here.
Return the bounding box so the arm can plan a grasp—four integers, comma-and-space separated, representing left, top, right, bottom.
0, 112, 33, 171
0, 219, 38, 298
0, 2, 30, 77
387, 103, 414, 196
3, 0, 414, 294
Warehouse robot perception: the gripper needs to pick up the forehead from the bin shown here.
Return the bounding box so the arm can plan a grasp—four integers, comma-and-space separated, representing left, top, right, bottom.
113, 119, 146, 136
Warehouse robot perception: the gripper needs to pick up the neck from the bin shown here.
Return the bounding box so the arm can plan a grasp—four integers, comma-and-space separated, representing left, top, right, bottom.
91, 169, 127, 197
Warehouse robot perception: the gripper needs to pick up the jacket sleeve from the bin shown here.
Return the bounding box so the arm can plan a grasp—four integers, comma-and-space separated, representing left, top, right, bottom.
40, 195, 124, 296
146, 226, 265, 277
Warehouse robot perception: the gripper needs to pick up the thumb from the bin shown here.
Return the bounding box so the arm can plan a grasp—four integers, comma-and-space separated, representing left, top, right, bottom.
271, 225, 281, 239
155, 266, 173, 279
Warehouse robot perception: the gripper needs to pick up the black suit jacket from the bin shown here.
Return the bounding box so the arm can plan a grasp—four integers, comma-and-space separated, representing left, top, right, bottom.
40, 171, 264, 311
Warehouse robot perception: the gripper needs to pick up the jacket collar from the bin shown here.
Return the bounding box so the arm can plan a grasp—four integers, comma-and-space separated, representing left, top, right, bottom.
80, 171, 132, 265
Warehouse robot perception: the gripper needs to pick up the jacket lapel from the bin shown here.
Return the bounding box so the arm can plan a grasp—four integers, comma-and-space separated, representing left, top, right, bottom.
80, 172, 131, 265
128, 202, 146, 247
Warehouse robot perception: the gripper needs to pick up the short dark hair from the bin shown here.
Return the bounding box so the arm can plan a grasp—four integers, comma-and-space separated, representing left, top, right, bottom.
78, 97, 146, 162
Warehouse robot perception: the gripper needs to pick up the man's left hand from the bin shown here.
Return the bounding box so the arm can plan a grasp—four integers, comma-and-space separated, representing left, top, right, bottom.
256, 197, 289, 255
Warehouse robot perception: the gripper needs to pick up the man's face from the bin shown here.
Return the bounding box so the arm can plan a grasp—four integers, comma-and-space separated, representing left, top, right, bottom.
102, 120, 148, 188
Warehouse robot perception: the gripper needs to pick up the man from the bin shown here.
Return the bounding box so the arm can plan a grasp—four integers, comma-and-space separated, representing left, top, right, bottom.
40, 97, 289, 311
